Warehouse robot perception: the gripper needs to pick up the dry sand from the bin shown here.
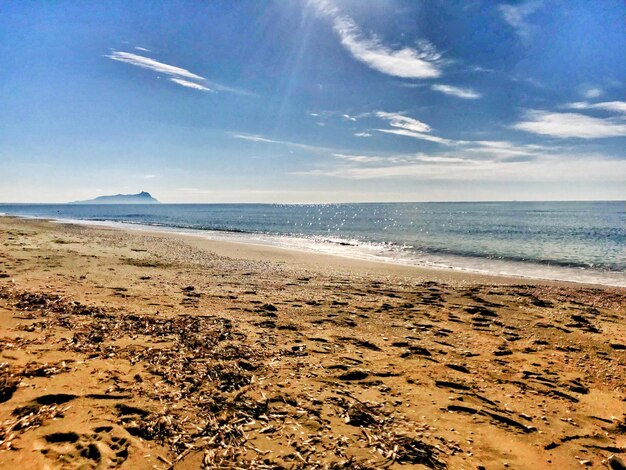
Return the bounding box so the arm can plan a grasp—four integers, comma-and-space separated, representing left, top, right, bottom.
0, 216, 624, 469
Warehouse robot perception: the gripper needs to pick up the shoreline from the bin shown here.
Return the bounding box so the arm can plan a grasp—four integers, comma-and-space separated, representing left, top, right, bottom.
4, 214, 626, 289
0, 215, 625, 468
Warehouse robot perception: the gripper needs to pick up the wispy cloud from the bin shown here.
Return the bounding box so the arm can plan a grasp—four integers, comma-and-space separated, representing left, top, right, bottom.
465, 140, 548, 160
170, 78, 214, 92
375, 112, 431, 133
232, 134, 283, 144
106, 50, 254, 95
395, 82, 429, 89
513, 110, 626, 138
134, 46, 151, 52
364, 110, 594, 152
582, 87, 603, 99
377, 128, 453, 145
354, 132, 372, 137
333, 152, 472, 165
374, 111, 453, 144
296, 150, 482, 179
107, 51, 205, 80
566, 101, 626, 114
431, 84, 481, 99
333, 153, 384, 163
204, 82, 256, 97
498, 0, 543, 38
296, 150, 626, 182
307, 110, 369, 126
297, 161, 499, 180
311, 0, 442, 79
231, 133, 340, 153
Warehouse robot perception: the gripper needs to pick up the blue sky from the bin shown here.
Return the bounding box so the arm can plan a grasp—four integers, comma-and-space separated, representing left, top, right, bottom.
1, 0, 625, 202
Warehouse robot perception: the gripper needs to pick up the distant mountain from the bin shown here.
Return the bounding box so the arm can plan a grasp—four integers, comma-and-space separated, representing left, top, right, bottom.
71, 191, 160, 204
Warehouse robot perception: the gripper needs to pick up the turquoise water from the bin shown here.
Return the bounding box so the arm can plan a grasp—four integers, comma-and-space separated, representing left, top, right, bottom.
1, 201, 624, 286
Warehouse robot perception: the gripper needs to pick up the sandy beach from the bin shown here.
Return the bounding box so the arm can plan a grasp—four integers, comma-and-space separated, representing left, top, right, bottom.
0, 216, 625, 469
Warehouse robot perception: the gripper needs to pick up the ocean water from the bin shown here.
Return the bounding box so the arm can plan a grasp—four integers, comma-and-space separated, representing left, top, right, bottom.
1, 202, 625, 287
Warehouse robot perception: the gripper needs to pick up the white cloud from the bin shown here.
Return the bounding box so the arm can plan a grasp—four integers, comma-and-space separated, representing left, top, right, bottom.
231, 133, 340, 153
498, 0, 543, 38
135, 46, 151, 52
377, 129, 453, 145
333, 153, 384, 163
170, 78, 214, 92
466, 140, 547, 159
296, 151, 626, 182
395, 82, 428, 89
412, 155, 470, 164
296, 159, 494, 180
566, 101, 626, 114
565, 102, 590, 110
373, 109, 604, 149
513, 110, 626, 138
583, 87, 603, 99
300, 151, 482, 179
333, 153, 471, 165
354, 132, 372, 137
107, 50, 254, 96
375, 111, 431, 133
312, 0, 442, 78
232, 134, 285, 144
593, 102, 626, 113
107, 51, 205, 80
233, 134, 280, 144
431, 84, 481, 99
374, 111, 453, 144
204, 81, 256, 97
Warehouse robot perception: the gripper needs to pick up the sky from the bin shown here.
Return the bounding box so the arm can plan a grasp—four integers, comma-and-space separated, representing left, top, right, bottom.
1, 0, 625, 203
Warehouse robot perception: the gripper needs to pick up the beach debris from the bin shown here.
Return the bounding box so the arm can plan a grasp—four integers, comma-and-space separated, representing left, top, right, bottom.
0, 404, 70, 450
1, 287, 289, 463
369, 431, 447, 468
338, 397, 386, 428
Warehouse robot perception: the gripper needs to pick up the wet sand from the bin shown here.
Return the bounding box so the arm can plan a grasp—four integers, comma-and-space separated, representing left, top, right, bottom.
0, 216, 625, 469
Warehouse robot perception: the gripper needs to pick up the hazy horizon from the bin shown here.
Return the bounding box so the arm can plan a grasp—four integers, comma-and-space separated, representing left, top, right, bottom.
2, 196, 626, 205
1, 1, 625, 203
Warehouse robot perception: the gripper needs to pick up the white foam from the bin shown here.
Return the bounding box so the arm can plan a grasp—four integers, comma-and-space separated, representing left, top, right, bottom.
45, 217, 626, 288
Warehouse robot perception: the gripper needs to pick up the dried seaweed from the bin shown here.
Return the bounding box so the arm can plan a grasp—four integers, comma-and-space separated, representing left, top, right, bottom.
369, 431, 447, 468
3, 287, 270, 463
0, 286, 451, 468
0, 404, 70, 450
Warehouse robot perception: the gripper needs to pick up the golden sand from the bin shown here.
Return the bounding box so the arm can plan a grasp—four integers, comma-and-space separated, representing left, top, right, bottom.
0, 217, 624, 469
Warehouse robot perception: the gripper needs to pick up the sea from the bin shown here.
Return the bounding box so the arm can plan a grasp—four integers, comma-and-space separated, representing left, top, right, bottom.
1, 201, 625, 287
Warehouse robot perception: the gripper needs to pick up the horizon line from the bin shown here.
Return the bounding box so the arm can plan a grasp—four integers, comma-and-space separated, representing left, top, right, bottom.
1, 199, 625, 205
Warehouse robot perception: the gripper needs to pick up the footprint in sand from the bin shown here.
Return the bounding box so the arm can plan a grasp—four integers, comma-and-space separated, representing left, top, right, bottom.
38, 426, 130, 469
